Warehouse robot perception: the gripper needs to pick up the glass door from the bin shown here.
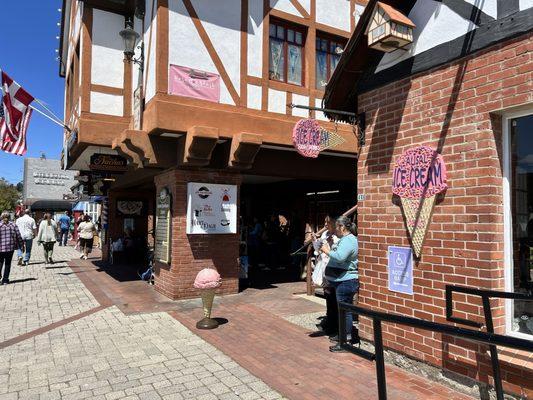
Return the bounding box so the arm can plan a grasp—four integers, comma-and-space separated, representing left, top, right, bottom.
507, 114, 533, 338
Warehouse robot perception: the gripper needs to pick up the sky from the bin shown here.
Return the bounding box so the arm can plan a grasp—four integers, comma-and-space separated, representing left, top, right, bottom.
0, 1, 65, 183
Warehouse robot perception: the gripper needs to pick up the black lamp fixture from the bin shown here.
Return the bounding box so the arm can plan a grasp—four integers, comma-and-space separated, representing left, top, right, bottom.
119, 18, 144, 70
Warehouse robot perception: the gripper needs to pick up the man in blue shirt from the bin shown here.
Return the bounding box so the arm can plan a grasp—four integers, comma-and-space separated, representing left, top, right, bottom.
58, 211, 71, 246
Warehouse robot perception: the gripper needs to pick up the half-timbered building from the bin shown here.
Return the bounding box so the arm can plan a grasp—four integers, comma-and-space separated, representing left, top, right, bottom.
59, 0, 365, 299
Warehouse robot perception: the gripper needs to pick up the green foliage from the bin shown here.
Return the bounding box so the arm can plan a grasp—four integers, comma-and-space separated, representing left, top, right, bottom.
0, 178, 21, 212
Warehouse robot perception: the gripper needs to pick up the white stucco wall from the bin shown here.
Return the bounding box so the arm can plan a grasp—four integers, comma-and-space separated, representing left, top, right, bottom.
268, 88, 286, 114
248, 0, 263, 78
271, 0, 304, 17
464, 0, 497, 18
376, 1, 477, 73
315, 98, 327, 121
520, 0, 533, 10
292, 94, 310, 117
168, 0, 238, 105
193, 0, 241, 97
90, 92, 123, 116
247, 84, 262, 110
316, 0, 351, 32
144, 0, 157, 103
299, 0, 311, 14
91, 9, 124, 88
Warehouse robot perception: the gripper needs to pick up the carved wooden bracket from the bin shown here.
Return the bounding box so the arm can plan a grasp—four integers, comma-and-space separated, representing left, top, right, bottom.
182, 126, 219, 166
228, 132, 263, 170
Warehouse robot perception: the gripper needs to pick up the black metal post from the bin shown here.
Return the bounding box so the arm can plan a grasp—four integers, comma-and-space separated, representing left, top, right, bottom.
373, 319, 387, 400
482, 296, 504, 400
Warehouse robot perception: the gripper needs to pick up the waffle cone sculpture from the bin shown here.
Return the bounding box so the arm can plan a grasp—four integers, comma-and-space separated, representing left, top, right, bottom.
194, 268, 222, 329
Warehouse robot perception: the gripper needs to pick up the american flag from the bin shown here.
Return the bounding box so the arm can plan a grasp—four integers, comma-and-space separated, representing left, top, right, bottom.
0, 70, 34, 156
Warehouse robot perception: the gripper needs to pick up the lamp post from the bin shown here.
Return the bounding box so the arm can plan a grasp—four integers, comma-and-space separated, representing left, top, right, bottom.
119, 19, 144, 71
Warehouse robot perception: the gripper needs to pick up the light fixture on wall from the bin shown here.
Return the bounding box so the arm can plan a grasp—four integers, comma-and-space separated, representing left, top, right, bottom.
119, 18, 144, 71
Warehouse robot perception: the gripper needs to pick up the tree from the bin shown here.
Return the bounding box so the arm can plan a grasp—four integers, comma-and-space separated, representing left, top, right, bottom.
0, 178, 21, 212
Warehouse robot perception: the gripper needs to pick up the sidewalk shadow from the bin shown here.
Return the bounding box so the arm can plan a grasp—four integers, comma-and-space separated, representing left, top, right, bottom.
9, 278, 37, 284
213, 318, 229, 326
45, 265, 69, 270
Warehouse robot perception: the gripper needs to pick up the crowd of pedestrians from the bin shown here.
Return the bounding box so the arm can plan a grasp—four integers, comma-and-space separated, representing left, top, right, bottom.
0, 209, 99, 284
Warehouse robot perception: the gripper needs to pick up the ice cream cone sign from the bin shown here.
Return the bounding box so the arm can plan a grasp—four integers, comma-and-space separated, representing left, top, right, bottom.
194, 268, 222, 329
392, 146, 447, 258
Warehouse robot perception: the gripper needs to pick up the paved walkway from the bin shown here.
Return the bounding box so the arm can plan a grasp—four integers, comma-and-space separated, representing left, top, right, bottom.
0, 242, 285, 400
0, 244, 478, 399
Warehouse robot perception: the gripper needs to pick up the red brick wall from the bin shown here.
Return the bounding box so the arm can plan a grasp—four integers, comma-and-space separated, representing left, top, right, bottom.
356, 33, 532, 396
154, 169, 242, 300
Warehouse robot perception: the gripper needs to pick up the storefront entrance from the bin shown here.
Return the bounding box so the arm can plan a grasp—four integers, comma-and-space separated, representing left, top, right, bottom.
240, 176, 355, 288
505, 111, 533, 339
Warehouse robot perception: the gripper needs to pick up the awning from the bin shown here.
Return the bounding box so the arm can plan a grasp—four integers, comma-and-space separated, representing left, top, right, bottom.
72, 202, 86, 211
26, 199, 74, 211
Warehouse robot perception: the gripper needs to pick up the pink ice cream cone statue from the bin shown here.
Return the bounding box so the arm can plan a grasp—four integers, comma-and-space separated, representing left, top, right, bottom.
194, 268, 222, 329
392, 146, 447, 257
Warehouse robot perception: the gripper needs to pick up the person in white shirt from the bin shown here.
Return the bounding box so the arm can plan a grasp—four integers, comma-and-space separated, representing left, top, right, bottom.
15, 210, 37, 266
37, 213, 58, 264
77, 215, 96, 260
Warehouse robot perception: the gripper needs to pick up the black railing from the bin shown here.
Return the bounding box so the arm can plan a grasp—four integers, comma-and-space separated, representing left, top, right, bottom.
445, 284, 533, 399
338, 301, 533, 400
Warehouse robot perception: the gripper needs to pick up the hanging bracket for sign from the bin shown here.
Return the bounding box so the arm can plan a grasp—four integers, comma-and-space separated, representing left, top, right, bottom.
287, 103, 365, 147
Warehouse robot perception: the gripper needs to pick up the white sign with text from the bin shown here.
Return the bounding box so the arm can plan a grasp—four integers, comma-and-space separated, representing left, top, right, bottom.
186, 182, 237, 234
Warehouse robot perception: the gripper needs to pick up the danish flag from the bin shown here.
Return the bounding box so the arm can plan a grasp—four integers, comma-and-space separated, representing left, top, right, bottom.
0, 70, 34, 156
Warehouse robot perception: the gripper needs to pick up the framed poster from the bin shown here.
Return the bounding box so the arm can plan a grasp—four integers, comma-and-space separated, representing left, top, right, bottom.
186, 182, 237, 234
154, 187, 172, 263
388, 246, 414, 295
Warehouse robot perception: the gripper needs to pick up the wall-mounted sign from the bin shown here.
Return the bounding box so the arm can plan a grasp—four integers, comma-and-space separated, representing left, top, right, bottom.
89, 154, 128, 173
116, 200, 146, 216
388, 246, 413, 295
392, 146, 447, 257
292, 119, 345, 158
186, 182, 237, 234
169, 65, 220, 103
133, 86, 143, 131
154, 188, 171, 264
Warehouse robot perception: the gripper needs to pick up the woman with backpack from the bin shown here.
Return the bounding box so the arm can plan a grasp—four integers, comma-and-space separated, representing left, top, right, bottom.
37, 213, 58, 264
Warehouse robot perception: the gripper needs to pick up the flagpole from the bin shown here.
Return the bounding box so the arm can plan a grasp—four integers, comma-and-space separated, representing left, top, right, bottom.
29, 105, 70, 131
33, 98, 64, 126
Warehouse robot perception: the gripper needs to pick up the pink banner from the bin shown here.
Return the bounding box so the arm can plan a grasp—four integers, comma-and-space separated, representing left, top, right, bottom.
169, 65, 220, 103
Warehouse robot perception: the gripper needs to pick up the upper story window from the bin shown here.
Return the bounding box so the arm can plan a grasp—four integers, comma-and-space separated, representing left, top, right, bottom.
316, 35, 345, 90
269, 21, 305, 86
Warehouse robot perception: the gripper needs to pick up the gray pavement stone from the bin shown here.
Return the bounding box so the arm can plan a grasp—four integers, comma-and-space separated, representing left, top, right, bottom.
0, 243, 287, 400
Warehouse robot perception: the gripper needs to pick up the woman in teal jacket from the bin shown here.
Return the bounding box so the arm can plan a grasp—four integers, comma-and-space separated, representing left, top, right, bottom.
321, 215, 358, 352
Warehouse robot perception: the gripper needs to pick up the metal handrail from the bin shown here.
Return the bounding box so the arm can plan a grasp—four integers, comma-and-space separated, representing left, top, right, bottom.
445, 285, 533, 398
338, 301, 533, 400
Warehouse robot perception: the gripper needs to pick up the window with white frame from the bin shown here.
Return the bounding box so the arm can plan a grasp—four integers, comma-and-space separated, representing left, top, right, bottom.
504, 112, 533, 338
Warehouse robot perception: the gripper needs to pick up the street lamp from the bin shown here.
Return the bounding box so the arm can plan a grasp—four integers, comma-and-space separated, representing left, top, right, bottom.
119, 19, 144, 70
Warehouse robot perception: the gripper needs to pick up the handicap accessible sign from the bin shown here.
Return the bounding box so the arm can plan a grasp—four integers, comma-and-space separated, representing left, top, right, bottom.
388, 246, 413, 295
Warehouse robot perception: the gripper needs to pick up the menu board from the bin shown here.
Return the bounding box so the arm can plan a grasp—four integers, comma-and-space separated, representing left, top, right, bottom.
155, 188, 171, 263
186, 182, 237, 234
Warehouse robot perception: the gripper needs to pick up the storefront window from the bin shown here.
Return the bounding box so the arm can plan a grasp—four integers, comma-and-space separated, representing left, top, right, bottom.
269, 21, 305, 86
509, 114, 533, 337
315, 35, 345, 90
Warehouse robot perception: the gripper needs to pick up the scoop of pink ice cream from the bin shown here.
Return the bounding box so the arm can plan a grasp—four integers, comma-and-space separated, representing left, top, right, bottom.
194, 268, 222, 289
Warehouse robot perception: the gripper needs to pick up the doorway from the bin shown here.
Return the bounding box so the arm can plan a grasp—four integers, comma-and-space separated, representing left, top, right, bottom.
239, 176, 355, 289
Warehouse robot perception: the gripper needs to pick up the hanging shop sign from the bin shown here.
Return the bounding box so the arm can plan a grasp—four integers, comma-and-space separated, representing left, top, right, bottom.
388, 246, 413, 295
292, 119, 345, 158
186, 182, 237, 234
116, 199, 146, 216
154, 187, 172, 264
169, 65, 220, 103
89, 154, 128, 173
392, 146, 447, 257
